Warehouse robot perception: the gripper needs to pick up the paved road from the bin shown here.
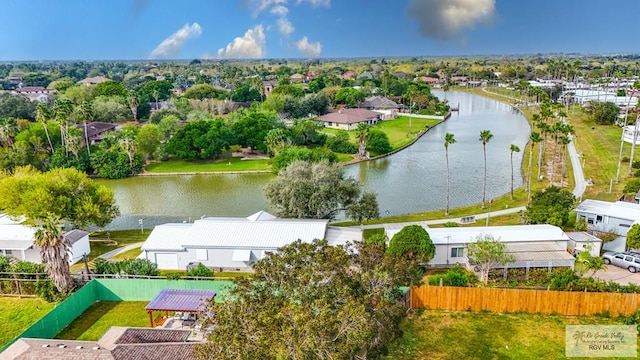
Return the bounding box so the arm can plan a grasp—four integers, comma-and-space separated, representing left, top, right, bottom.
359, 88, 587, 230
98, 242, 144, 260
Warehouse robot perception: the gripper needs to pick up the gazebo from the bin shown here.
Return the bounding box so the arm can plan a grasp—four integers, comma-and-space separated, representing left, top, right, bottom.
145, 289, 217, 327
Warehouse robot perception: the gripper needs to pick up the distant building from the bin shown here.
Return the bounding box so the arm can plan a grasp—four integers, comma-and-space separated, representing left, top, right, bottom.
289, 73, 305, 83
573, 199, 640, 252
10, 86, 56, 102
263, 80, 277, 97
357, 71, 374, 80
76, 122, 118, 146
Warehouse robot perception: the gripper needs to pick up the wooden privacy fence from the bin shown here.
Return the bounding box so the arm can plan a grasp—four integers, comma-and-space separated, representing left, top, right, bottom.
410, 285, 640, 316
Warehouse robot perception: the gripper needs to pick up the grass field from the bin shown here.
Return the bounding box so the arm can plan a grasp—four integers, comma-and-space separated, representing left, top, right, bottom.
71, 230, 150, 271
0, 297, 55, 349
384, 310, 636, 360
109, 246, 142, 261
145, 156, 271, 173
56, 301, 150, 341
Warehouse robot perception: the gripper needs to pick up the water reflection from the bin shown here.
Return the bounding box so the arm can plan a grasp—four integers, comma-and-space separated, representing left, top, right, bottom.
99, 91, 530, 230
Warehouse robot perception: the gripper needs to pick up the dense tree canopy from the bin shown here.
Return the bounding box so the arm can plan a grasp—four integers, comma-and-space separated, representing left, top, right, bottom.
585, 101, 620, 125
264, 160, 379, 221
230, 111, 281, 152
0, 166, 119, 291
0, 93, 36, 120
523, 186, 575, 227
196, 239, 418, 360
166, 119, 233, 160
387, 225, 435, 264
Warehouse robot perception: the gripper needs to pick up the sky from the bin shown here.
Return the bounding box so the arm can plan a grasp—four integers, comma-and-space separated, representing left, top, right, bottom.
0, 0, 639, 61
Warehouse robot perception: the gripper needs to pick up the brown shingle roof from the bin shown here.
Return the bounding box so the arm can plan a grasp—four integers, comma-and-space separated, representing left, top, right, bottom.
317, 108, 381, 125
111, 343, 196, 360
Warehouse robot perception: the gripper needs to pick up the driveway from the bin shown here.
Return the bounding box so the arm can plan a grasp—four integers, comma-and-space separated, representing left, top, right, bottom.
589, 266, 640, 285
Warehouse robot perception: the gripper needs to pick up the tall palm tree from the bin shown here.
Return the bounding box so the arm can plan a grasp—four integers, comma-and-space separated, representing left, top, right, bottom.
444, 133, 456, 215
510, 144, 520, 200
0, 118, 17, 148
479, 130, 493, 209
528, 132, 543, 203
536, 121, 550, 180
559, 135, 571, 186
36, 103, 54, 153
34, 215, 73, 292
356, 123, 370, 159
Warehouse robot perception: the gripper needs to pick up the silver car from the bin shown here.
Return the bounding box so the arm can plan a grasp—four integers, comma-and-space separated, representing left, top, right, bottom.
602, 252, 640, 273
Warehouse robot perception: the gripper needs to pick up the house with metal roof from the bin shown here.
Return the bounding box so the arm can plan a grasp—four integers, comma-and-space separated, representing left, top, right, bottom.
385, 224, 577, 270
573, 199, 640, 252
0, 214, 90, 265
140, 211, 363, 270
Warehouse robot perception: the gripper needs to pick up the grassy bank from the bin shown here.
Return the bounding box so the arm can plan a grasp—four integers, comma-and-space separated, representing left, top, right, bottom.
145, 156, 271, 173
0, 297, 56, 349
385, 310, 635, 360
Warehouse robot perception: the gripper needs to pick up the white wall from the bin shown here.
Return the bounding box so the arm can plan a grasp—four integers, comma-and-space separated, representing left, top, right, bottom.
68, 235, 90, 265
145, 247, 275, 270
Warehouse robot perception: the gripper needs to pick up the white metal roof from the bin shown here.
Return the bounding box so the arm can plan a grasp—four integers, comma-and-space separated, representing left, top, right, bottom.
505, 242, 575, 262
325, 226, 363, 247
141, 211, 329, 251
574, 199, 640, 222
0, 214, 23, 225
0, 224, 36, 242
565, 231, 602, 243
0, 240, 33, 250
386, 224, 569, 245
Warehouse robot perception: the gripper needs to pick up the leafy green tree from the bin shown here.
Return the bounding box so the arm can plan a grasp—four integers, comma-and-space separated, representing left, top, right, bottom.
22, 73, 52, 87
265, 160, 377, 220
585, 101, 620, 125
0, 93, 36, 120
195, 239, 411, 360
92, 96, 131, 123
94, 80, 128, 98
137, 123, 162, 160
182, 84, 225, 100
137, 80, 174, 102
263, 128, 291, 156
63, 85, 96, 105
524, 186, 575, 227
0, 166, 119, 291
575, 244, 607, 276
626, 224, 640, 250
345, 192, 380, 222
623, 178, 640, 194
270, 83, 305, 98
367, 129, 392, 154
166, 119, 233, 160
47, 79, 74, 92
467, 233, 515, 283
444, 132, 456, 215
479, 130, 493, 208
271, 146, 337, 174
290, 119, 326, 146
427, 265, 476, 287
387, 225, 435, 265
231, 84, 261, 102
157, 114, 181, 140
231, 111, 281, 152
335, 87, 366, 107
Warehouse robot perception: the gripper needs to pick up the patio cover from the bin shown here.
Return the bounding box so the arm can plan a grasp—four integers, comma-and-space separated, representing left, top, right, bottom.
145, 289, 216, 327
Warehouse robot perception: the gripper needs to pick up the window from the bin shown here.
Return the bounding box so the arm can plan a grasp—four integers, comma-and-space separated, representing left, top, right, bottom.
587, 219, 594, 224
195, 249, 208, 261
596, 215, 603, 222
620, 224, 631, 228
625, 256, 634, 262
450, 247, 464, 258
5, 250, 12, 256
615, 254, 624, 260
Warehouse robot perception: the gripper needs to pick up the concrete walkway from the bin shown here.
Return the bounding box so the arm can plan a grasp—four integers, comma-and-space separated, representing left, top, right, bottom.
358, 87, 588, 231
98, 242, 145, 260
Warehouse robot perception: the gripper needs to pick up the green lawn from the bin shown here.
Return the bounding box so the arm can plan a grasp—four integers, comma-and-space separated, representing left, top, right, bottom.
0, 297, 56, 349
385, 310, 637, 360
110, 246, 142, 261
56, 301, 150, 341
145, 156, 271, 173
71, 230, 150, 271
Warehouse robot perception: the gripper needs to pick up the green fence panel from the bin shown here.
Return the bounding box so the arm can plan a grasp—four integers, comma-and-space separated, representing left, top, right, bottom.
1, 281, 99, 352
94, 279, 233, 302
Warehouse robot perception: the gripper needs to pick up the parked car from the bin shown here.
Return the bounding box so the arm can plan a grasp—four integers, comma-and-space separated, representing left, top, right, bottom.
602, 251, 640, 273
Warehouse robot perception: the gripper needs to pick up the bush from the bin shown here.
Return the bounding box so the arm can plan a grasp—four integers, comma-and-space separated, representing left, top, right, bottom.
428, 265, 476, 287
443, 222, 459, 227
187, 263, 214, 277
326, 131, 357, 154
387, 225, 435, 264
366, 130, 392, 155
93, 258, 159, 276
624, 178, 640, 194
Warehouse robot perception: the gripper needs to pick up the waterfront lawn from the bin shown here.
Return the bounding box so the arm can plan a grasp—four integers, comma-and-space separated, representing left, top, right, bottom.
322, 116, 442, 152
70, 230, 150, 271
56, 301, 149, 341
385, 310, 632, 360
110, 246, 142, 261
145, 156, 271, 173
0, 297, 56, 349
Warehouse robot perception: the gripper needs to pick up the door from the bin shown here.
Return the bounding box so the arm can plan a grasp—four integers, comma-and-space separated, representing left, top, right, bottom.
155, 253, 179, 269
612, 254, 625, 267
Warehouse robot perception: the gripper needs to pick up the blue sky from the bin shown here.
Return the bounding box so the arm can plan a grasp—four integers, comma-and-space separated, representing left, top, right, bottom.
0, 0, 638, 60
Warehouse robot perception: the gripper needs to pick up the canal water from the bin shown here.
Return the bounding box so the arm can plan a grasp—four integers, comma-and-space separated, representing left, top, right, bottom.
97, 91, 531, 230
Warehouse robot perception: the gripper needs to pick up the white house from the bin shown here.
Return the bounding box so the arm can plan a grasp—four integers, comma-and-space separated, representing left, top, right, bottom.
573, 199, 640, 252
141, 211, 363, 270
0, 214, 90, 265
385, 224, 576, 271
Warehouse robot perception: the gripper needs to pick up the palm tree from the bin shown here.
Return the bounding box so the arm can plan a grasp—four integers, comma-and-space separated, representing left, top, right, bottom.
528, 132, 542, 203
34, 215, 73, 292
36, 103, 54, 153
559, 135, 571, 186
479, 130, 493, 209
356, 123, 370, 159
444, 133, 456, 215
536, 121, 550, 180
127, 94, 139, 121
0, 118, 17, 148
510, 144, 520, 200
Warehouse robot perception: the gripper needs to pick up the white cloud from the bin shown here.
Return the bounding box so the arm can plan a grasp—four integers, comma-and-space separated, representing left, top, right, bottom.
295, 36, 321, 57
296, 0, 330, 7
149, 23, 202, 58
217, 25, 266, 59
407, 0, 496, 41
271, 5, 289, 16
277, 17, 295, 35
250, 0, 287, 17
